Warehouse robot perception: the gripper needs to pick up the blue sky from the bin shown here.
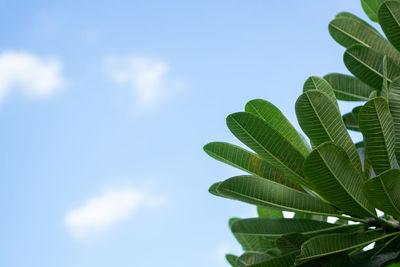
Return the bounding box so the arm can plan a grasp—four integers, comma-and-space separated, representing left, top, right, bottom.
0, 1, 368, 266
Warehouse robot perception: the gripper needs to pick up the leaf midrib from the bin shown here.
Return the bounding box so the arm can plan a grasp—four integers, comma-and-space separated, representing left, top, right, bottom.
298, 231, 399, 262
330, 22, 373, 48
317, 149, 375, 217
220, 180, 338, 217
373, 99, 394, 170
379, 177, 400, 216
230, 116, 305, 183
346, 50, 388, 81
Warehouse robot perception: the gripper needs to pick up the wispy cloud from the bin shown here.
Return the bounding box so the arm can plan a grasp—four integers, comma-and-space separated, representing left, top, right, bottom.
65, 185, 168, 241
104, 55, 183, 110
0, 51, 65, 103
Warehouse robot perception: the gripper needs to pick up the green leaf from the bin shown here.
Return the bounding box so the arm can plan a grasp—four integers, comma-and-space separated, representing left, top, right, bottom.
226, 254, 239, 267
216, 175, 339, 217
324, 73, 375, 101
303, 76, 339, 109
329, 14, 400, 61
343, 112, 360, 132
359, 97, 395, 175
240, 251, 298, 267
229, 217, 241, 229
370, 90, 378, 98
226, 112, 308, 187
257, 206, 283, 218
389, 76, 400, 166
362, 0, 387, 22
299, 253, 351, 267
236, 252, 270, 267
297, 230, 399, 264
344, 45, 400, 89
276, 233, 307, 253
245, 99, 310, 157
295, 90, 362, 173
342, 106, 362, 132
303, 142, 376, 218
379, 1, 400, 52
231, 217, 362, 252
209, 182, 236, 200
373, 235, 400, 257
335, 12, 380, 33
363, 169, 400, 218
204, 142, 302, 190
382, 55, 389, 99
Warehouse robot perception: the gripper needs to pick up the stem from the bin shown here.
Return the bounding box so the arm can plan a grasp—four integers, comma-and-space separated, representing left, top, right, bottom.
335, 214, 368, 224
375, 217, 400, 231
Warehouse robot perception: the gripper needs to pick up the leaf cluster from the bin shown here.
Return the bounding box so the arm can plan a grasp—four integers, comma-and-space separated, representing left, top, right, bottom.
205, 1, 400, 266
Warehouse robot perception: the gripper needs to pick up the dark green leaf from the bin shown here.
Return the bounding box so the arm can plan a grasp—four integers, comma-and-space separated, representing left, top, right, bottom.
297, 230, 398, 264
329, 14, 400, 61
303, 76, 338, 109
296, 90, 362, 173
362, 0, 387, 22
216, 176, 339, 217
389, 76, 400, 166
204, 142, 302, 190
363, 169, 400, 218
344, 45, 400, 89
226, 254, 239, 267
237, 252, 270, 267
324, 73, 375, 101
379, 1, 400, 52
231, 217, 362, 252
276, 233, 307, 253
245, 99, 310, 157
242, 251, 298, 267
226, 112, 308, 187
303, 142, 376, 218
359, 97, 395, 175
343, 112, 360, 131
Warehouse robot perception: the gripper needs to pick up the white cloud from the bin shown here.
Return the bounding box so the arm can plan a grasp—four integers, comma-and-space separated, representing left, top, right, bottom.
65, 185, 168, 241
0, 51, 64, 102
104, 55, 183, 110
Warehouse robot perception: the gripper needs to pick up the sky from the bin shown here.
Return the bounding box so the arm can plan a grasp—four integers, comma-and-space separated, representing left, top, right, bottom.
0, 1, 369, 266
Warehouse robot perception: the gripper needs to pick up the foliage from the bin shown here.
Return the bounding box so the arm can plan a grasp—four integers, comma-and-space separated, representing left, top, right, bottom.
205, 1, 400, 266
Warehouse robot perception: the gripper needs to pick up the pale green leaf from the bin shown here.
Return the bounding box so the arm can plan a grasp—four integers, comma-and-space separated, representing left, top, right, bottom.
257, 206, 283, 218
